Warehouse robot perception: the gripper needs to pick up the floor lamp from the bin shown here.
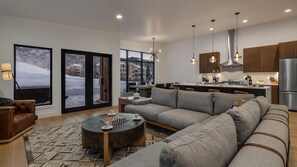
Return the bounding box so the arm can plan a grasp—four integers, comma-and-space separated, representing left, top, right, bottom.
1, 63, 26, 99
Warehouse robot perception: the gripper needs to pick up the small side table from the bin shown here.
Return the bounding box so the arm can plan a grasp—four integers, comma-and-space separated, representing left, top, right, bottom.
118, 97, 132, 112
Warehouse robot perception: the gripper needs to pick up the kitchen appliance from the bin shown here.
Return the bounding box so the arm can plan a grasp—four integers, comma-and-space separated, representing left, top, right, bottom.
279, 58, 297, 111
220, 30, 243, 72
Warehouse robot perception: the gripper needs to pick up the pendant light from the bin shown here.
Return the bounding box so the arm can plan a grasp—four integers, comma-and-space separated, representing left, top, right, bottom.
233, 12, 242, 61
190, 25, 197, 64
209, 19, 217, 63
149, 38, 161, 62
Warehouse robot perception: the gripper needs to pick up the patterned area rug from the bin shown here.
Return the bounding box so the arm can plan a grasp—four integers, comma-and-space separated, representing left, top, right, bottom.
24, 122, 173, 167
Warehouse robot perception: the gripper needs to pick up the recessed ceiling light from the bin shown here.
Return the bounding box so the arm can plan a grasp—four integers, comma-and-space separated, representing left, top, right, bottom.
242, 19, 248, 23
116, 14, 123, 19
209, 28, 214, 31
285, 9, 292, 13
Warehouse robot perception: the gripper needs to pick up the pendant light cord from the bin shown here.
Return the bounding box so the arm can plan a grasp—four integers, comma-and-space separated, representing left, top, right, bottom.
152, 38, 155, 54
211, 20, 215, 55
235, 12, 240, 53
192, 25, 195, 58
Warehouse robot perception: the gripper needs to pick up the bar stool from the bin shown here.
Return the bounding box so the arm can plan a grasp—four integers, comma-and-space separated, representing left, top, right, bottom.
234, 90, 249, 94
185, 88, 195, 91
208, 88, 220, 92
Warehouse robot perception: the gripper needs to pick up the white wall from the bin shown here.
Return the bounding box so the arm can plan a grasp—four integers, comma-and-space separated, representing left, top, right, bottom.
0, 15, 120, 118
120, 40, 166, 83
164, 16, 297, 84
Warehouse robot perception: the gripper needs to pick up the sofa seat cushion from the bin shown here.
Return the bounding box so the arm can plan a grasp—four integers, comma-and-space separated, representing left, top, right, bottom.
177, 90, 214, 115
229, 118, 289, 167
265, 109, 289, 120
269, 104, 289, 112
254, 118, 289, 151
158, 109, 211, 130
255, 96, 271, 118
151, 87, 177, 108
125, 104, 173, 121
226, 100, 261, 148
214, 92, 255, 115
166, 115, 218, 141
109, 141, 167, 167
160, 114, 237, 167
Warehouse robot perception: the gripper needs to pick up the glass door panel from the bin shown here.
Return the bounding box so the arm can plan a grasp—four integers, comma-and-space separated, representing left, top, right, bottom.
65, 53, 86, 109
93, 56, 110, 105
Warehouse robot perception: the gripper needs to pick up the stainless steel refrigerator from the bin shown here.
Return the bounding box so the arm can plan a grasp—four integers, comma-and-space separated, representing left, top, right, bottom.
279, 58, 297, 111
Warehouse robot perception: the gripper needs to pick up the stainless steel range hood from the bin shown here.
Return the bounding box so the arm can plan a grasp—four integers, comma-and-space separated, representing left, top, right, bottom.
220, 29, 243, 72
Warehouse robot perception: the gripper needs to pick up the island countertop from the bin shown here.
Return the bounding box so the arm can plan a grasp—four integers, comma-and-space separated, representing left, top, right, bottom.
173, 83, 271, 90
174, 83, 272, 103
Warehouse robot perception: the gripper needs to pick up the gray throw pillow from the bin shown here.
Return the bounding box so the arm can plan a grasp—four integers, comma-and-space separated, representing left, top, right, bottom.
213, 92, 255, 115
151, 87, 177, 108
255, 96, 271, 118
159, 113, 237, 167
226, 99, 261, 148
177, 90, 214, 115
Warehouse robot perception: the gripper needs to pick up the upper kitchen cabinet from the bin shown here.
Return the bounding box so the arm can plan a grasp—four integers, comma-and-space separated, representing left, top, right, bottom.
279, 40, 297, 59
199, 52, 220, 73
243, 47, 260, 72
243, 44, 278, 72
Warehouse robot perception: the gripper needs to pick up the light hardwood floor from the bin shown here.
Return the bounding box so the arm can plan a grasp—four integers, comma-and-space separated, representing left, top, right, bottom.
0, 106, 296, 167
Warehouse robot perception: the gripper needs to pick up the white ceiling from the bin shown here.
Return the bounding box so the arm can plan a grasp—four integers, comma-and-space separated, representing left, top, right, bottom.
0, 0, 297, 43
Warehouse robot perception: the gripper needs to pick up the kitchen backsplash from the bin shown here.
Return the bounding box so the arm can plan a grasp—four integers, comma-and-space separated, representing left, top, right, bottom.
203, 71, 279, 85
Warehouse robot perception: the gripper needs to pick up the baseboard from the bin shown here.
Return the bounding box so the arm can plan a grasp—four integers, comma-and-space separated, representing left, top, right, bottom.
0, 125, 34, 143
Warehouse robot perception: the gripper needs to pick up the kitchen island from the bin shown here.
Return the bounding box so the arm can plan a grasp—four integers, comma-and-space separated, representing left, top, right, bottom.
174, 83, 272, 103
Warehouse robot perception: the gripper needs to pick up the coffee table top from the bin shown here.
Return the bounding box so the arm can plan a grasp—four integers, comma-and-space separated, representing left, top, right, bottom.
81, 113, 144, 134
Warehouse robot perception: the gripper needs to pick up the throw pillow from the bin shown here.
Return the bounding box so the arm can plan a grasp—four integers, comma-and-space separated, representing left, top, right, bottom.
0, 97, 12, 106
226, 99, 261, 148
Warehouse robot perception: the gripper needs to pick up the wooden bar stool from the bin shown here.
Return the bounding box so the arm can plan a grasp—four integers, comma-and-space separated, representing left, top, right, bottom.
208, 88, 220, 92
234, 90, 249, 94
185, 87, 195, 91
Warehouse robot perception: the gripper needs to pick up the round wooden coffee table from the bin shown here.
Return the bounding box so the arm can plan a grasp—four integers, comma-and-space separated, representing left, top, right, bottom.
81, 113, 146, 166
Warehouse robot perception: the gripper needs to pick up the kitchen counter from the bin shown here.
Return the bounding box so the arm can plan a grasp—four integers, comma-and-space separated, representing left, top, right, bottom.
174, 83, 272, 103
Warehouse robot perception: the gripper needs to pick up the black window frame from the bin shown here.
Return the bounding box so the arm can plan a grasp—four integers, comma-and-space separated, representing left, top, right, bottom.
14, 44, 53, 106
120, 49, 155, 93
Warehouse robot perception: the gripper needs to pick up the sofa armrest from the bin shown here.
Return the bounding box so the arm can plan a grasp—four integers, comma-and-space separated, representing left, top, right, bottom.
132, 98, 152, 105
0, 107, 15, 139
11, 100, 35, 114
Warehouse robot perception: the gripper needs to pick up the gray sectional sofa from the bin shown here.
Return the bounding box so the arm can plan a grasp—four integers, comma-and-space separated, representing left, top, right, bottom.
110, 87, 290, 167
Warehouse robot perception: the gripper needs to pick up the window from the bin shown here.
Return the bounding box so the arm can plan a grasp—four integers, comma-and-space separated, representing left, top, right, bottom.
14, 45, 52, 106
120, 49, 155, 95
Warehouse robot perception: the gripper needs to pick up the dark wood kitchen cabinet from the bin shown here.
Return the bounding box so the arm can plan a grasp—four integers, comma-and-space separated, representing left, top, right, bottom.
199, 52, 220, 73
279, 40, 297, 59
243, 45, 278, 72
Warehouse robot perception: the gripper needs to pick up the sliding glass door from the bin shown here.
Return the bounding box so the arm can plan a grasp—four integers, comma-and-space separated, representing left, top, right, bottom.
61, 49, 112, 113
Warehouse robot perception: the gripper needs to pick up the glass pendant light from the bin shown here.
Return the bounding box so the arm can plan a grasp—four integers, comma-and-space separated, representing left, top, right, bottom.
190, 25, 197, 64
209, 19, 217, 63
149, 38, 161, 62
233, 12, 242, 61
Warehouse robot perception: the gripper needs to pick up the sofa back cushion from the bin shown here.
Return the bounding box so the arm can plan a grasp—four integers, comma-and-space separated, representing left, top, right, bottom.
151, 87, 177, 108
255, 96, 271, 118
177, 90, 214, 115
159, 113, 237, 167
226, 99, 261, 148
213, 92, 255, 115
